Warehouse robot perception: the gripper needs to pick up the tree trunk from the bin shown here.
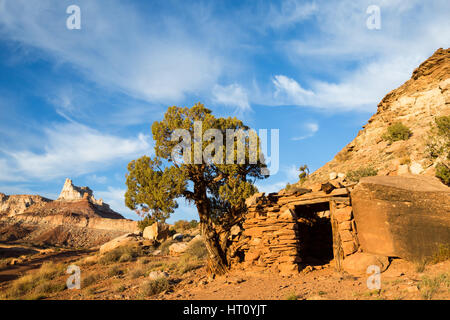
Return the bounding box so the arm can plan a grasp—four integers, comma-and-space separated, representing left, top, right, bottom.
200, 221, 229, 275
196, 199, 229, 275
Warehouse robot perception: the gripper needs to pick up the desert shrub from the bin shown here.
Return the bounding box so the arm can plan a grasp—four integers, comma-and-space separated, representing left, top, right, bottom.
173, 220, 199, 233
435, 163, 450, 186
285, 293, 298, 300
426, 116, 450, 160
99, 245, 143, 265
184, 239, 208, 260
140, 278, 170, 296
34, 282, 66, 295
145, 260, 166, 271
137, 216, 156, 232
129, 268, 145, 279
138, 257, 150, 265
82, 273, 100, 288
415, 259, 428, 273
173, 240, 207, 275
418, 273, 450, 300
435, 116, 450, 138
346, 167, 378, 182
115, 284, 127, 293
382, 122, 412, 143
431, 244, 450, 264
107, 265, 124, 277
158, 239, 175, 255
0, 258, 11, 270
118, 253, 133, 263
298, 165, 309, 184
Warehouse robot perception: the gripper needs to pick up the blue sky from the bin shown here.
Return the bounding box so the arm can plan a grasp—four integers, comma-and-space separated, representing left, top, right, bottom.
0, 0, 449, 222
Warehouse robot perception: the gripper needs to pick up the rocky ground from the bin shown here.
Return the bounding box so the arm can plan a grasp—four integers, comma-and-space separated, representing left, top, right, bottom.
0, 241, 448, 300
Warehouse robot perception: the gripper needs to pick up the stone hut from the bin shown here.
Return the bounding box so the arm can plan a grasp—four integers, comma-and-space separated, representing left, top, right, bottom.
229, 175, 450, 275
229, 184, 359, 274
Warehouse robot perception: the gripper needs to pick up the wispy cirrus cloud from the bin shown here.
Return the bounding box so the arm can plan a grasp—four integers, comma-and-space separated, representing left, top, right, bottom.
0, 122, 151, 181
292, 122, 319, 141
212, 83, 250, 112
267, 0, 317, 29
0, 0, 227, 103
256, 0, 450, 111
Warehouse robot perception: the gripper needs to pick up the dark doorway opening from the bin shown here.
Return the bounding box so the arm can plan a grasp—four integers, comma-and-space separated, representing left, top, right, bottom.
295, 202, 334, 266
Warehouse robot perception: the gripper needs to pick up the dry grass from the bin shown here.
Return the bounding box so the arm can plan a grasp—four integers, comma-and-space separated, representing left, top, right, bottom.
431, 244, 450, 264
140, 278, 170, 296
2, 261, 66, 299
99, 245, 143, 265
418, 273, 450, 300
158, 239, 175, 255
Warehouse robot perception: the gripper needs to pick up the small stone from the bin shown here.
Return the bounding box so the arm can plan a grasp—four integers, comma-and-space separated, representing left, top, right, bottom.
148, 271, 169, 280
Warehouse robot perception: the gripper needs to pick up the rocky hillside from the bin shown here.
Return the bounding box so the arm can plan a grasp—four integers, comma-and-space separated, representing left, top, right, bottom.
0, 179, 138, 247
307, 48, 450, 185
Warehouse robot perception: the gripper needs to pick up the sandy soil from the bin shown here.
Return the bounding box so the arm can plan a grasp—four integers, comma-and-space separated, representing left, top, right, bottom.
1, 243, 448, 300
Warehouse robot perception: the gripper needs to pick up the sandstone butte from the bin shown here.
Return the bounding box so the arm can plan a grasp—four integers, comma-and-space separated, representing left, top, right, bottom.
306, 48, 450, 185
0, 178, 138, 248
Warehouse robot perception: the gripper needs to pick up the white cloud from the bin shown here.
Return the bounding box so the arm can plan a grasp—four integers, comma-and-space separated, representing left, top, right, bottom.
0, 0, 225, 103
212, 84, 250, 111
1, 122, 151, 181
262, 0, 450, 111
87, 175, 108, 184
292, 122, 319, 141
267, 0, 317, 29
96, 186, 136, 220
273, 75, 314, 106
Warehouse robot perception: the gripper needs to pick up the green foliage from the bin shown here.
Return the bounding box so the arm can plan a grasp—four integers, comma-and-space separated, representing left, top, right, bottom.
173, 219, 199, 232
426, 116, 450, 160
137, 216, 157, 232
435, 116, 450, 138
298, 165, 309, 184
346, 167, 378, 182
125, 103, 268, 272
125, 103, 267, 224
435, 163, 450, 186
382, 122, 412, 143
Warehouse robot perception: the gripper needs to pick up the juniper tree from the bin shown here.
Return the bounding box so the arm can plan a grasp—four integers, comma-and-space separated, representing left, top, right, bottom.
125, 103, 267, 274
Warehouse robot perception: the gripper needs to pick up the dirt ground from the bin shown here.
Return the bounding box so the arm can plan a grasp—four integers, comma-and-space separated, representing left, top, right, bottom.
0, 243, 449, 300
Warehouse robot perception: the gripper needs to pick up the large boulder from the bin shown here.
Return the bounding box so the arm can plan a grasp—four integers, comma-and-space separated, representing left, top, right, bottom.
342, 253, 390, 275
99, 233, 140, 254
169, 242, 189, 255
143, 222, 170, 241
351, 175, 450, 261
